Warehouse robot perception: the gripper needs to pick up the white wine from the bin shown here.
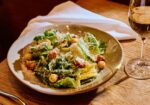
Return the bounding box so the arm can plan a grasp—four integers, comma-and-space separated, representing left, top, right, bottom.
129, 6, 150, 37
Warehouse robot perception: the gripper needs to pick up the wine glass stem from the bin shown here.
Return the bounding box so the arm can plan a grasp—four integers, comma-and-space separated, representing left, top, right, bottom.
140, 37, 146, 58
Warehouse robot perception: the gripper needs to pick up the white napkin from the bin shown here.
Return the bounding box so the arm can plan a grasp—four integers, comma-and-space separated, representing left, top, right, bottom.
20, 1, 138, 40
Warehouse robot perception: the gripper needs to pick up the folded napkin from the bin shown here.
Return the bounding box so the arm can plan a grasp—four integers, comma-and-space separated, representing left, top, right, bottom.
20, 1, 138, 40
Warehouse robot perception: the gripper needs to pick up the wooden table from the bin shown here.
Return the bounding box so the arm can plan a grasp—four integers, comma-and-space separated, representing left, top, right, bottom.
0, 0, 150, 105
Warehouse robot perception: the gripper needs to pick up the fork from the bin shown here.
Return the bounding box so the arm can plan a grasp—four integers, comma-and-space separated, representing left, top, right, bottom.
0, 90, 27, 105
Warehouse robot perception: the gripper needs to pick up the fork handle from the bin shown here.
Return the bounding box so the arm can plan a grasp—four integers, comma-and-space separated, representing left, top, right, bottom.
0, 90, 26, 105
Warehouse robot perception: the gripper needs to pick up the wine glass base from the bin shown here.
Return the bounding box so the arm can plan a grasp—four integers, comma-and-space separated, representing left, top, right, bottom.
125, 58, 150, 80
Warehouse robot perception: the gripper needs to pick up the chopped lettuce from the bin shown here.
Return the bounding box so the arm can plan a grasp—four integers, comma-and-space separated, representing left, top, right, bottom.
30, 42, 51, 52
34, 35, 44, 41
99, 41, 107, 54
55, 56, 71, 69
70, 43, 85, 59
81, 77, 96, 85
77, 38, 91, 60
54, 77, 77, 88
44, 29, 57, 37
44, 29, 57, 45
64, 33, 72, 41
34, 29, 58, 45
84, 33, 99, 45
84, 32, 100, 54
51, 69, 73, 76
83, 32, 107, 55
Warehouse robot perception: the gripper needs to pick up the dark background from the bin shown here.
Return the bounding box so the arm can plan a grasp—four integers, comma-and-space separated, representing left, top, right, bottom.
0, 0, 73, 61
111, 0, 130, 5
0, 0, 129, 62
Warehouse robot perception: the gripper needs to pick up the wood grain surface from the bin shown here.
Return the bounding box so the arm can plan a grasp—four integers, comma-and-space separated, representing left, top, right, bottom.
0, 0, 150, 105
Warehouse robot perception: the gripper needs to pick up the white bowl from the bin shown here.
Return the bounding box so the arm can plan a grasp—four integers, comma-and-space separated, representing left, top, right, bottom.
7, 24, 123, 95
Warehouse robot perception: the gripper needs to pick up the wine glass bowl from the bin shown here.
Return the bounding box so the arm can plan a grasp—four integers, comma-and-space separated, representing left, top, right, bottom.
129, 6, 150, 38
125, 0, 150, 79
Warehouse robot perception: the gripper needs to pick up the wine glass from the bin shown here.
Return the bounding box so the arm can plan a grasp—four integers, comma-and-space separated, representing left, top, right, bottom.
125, 0, 150, 79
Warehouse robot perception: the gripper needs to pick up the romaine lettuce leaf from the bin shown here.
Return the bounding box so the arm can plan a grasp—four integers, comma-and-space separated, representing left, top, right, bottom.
54, 77, 77, 88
